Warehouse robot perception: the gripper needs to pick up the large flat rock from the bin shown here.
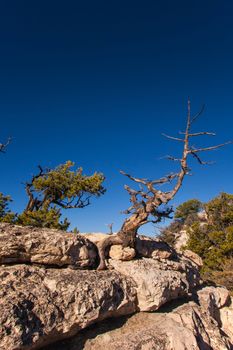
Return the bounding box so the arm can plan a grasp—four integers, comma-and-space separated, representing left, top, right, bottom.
110, 257, 200, 311
0, 223, 97, 268
0, 256, 201, 349
0, 224, 209, 349
44, 287, 233, 350
0, 265, 137, 349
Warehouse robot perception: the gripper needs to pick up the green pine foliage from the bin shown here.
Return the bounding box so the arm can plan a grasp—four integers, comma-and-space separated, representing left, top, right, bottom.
0, 193, 16, 223
205, 192, 233, 228
186, 193, 233, 291
0, 161, 105, 230
160, 199, 202, 245
16, 161, 106, 230
174, 199, 203, 223
17, 207, 70, 230
161, 193, 233, 291
159, 220, 183, 246
31, 161, 105, 208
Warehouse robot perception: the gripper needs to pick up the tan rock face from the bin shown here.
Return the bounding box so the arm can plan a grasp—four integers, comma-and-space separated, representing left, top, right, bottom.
136, 235, 175, 260
109, 257, 200, 311
196, 286, 233, 347
46, 289, 232, 350
174, 229, 189, 251
0, 224, 232, 350
81, 232, 108, 244
220, 297, 233, 340
0, 257, 201, 349
109, 245, 136, 261
0, 264, 137, 350
197, 286, 230, 310
182, 249, 203, 267
0, 247, 201, 348
0, 223, 97, 268
83, 233, 137, 261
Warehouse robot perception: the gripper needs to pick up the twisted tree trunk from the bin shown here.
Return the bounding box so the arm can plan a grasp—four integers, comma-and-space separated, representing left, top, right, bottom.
97, 209, 148, 269
97, 100, 231, 270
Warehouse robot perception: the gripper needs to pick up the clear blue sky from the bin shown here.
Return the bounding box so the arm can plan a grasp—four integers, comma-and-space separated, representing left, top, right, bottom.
1, 0, 233, 234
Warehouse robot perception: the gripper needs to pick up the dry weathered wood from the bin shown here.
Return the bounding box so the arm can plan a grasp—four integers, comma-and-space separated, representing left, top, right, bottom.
97, 100, 232, 270
25, 165, 44, 211
106, 222, 114, 234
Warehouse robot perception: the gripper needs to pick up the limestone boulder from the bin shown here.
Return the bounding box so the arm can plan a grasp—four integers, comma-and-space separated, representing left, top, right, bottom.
136, 235, 175, 260
84, 233, 176, 262
110, 256, 200, 311
197, 286, 233, 344
0, 250, 202, 349
220, 297, 233, 341
197, 285, 230, 310
174, 229, 189, 251
81, 232, 108, 244
46, 290, 232, 350
83, 233, 175, 262
182, 249, 203, 267
0, 223, 97, 268
109, 245, 136, 261
0, 264, 137, 350
1, 224, 230, 350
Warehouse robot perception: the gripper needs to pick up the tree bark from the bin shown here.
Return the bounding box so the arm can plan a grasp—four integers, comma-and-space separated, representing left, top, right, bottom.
97, 209, 148, 270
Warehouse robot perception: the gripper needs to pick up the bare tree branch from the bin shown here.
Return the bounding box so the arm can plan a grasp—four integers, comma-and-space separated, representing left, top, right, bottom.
189, 141, 232, 153
188, 132, 216, 137
162, 133, 184, 142
119, 170, 148, 185
190, 104, 205, 124
97, 100, 232, 270
25, 166, 45, 211
165, 155, 182, 162
190, 151, 215, 165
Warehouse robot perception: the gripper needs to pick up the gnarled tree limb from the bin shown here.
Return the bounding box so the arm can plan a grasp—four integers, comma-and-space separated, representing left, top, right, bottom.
97, 99, 232, 270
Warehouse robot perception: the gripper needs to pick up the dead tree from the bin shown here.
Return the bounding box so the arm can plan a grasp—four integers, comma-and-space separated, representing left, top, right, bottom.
106, 223, 114, 235
97, 100, 232, 270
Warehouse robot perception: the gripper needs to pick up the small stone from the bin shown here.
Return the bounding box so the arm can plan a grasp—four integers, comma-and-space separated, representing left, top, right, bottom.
182, 249, 203, 267
109, 245, 136, 261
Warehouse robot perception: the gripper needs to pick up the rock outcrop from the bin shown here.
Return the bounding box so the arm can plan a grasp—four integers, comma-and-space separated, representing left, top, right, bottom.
0, 254, 201, 348
109, 257, 200, 311
109, 245, 136, 261
46, 286, 232, 350
135, 235, 175, 260
0, 223, 97, 268
173, 229, 189, 251
220, 296, 233, 341
0, 223, 232, 350
182, 249, 203, 267
0, 264, 137, 349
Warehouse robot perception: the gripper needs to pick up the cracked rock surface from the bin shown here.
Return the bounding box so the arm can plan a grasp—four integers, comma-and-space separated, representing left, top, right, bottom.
0, 265, 137, 349
44, 286, 233, 350
0, 224, 232, 350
